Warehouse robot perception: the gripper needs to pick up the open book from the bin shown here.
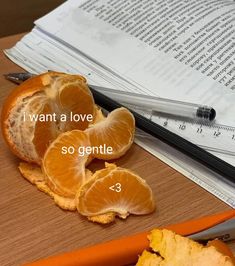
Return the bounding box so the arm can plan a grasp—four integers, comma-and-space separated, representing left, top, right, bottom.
4, 0, 235, 206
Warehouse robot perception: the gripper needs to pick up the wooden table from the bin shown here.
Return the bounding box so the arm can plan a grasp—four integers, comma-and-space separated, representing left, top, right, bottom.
0, 34, 234, 266
0, 1, 65, 38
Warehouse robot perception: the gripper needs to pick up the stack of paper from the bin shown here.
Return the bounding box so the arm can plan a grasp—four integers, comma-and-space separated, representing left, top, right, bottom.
4, 0, 235, 207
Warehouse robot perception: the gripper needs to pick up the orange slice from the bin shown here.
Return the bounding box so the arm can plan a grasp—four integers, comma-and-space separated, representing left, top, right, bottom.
1, 72, 95, 164
86, 107, 135, 160
90, 105, 106, 125
76, 163, 155, 224
42, 130, 91, 198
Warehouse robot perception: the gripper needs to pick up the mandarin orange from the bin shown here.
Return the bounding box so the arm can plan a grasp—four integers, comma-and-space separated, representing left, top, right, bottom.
1, 72, 95, 164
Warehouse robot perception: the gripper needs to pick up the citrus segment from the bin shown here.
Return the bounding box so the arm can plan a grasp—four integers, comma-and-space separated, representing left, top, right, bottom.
56, 75, 95, 131
76, 163, 155, 223
43, 130, 90, 198
90, 105, 106, 125
1, 72, 95, 164
86, 107, 135, 160
33, 102, 59, 158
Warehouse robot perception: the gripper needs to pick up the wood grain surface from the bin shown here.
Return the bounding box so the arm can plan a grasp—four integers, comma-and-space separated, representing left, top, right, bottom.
0, 34, 234, 266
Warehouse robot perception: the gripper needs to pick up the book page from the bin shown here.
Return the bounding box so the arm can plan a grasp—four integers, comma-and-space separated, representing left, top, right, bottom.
35, 0, 235, 126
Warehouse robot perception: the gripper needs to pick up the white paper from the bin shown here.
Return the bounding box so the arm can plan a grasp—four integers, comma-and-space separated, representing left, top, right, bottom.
135, 129, 235, 208
35, 0, 235, 125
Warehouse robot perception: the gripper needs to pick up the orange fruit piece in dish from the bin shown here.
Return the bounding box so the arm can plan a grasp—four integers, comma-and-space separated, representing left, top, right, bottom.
43, 130, 91, 198
86, 107, 135, 160
76, 163, 155, 224
1, 72, 95, 164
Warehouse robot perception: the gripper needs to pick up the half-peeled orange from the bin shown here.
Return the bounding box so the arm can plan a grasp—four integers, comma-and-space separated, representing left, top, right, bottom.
1, 72, 95, 164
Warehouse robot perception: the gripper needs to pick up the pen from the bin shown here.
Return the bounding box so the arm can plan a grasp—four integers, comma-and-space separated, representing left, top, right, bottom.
4, 72, 235, 182
91, 85, 216, 121
91, 87, 235, 183
4, 72, 216, 122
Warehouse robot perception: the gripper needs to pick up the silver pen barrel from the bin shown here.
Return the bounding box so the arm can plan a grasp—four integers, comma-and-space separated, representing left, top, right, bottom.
90, 85, 216, 122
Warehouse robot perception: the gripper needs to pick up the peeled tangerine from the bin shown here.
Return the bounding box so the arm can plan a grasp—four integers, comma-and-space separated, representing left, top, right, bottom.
76, 163, 155, 224
137, 229, 235, 266
1, 72, 95, 164
5, 72, 152, 224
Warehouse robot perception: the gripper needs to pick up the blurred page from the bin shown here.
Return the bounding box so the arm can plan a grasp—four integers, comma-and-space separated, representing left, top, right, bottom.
36, 0, 235, 125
